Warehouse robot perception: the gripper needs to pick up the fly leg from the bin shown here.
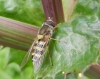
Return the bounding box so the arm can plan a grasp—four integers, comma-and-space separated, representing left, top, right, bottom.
48, 50, 53, 66
54, 23, 61, 29
47, 46, 53, 66
50, 38, 67, 44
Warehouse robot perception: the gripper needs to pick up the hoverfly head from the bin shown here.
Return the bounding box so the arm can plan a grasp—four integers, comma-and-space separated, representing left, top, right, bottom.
42, 17, 55, 27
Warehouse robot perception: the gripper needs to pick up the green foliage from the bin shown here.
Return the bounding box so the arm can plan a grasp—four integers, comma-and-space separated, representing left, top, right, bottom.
0, 47, 33, 79
0, 0, 45, 26
0, 0, 100, 79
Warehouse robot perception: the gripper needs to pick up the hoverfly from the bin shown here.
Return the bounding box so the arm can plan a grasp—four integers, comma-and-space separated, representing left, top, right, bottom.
21, 17, 55, 73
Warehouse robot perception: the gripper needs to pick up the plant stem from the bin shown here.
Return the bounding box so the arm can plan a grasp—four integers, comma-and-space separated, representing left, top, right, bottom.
62, 0, 77, 21
85, 65, 100, 79
0, 16, 39, 51
41, 0, 65, 25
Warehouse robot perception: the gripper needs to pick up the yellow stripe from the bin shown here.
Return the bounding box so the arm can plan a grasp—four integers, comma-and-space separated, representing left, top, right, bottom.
39, 41, 46, 45
32, 53, 41, 57
32, 53, 35, 55
35, 54, 41, 57
37, 35, 43, 39
33, 46, 44, 51
34, 41, 45, 46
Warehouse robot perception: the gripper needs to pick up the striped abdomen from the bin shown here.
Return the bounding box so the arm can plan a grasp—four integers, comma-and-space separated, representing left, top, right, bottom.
32, 40, 48, 73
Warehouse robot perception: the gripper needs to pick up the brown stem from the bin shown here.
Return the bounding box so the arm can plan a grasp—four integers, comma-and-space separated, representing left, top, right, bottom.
0, 16, 39, 51
84, 64, 100, 79
41, 0, 65, 25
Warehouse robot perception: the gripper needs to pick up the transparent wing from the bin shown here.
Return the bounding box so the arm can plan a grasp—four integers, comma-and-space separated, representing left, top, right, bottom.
33, 42, 48, 73
20, 39, 37, 68
33, 54, 45, 73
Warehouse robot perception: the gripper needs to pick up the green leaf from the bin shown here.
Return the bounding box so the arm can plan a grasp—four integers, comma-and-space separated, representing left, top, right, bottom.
5, 63, 21, 79
0, 47, 34, 79
0, 0, 45, 26
73, 0, 100, 15
0, 70, 12, 79
0, 47, 10, 68
32, 0, 100, 78
8, 48, 33, 69
33, 19, 100, 78
8, 48, 26, 64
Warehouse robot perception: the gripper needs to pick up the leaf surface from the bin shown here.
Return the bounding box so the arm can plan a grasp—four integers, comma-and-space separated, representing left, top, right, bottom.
0, 0, 45, 26
33, 17, 100, 78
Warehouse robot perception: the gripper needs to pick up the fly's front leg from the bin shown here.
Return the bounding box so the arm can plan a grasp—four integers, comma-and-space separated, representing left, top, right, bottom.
50, 38, 67, 44
54, 23, 61, 30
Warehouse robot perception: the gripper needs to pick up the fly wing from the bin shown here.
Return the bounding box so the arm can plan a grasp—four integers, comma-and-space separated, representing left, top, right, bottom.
20, 38, 38, 68
33, 41, 48, 73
